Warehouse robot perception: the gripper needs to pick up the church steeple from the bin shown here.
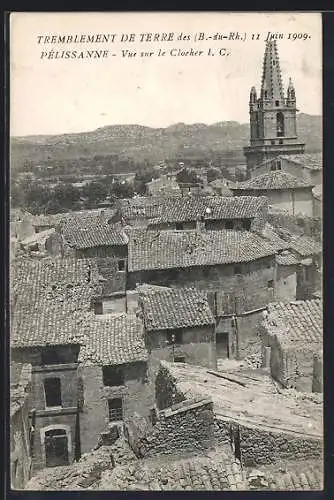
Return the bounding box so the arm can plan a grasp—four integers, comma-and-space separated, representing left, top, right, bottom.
260, 40, 284, 101
243, 41, 305, 176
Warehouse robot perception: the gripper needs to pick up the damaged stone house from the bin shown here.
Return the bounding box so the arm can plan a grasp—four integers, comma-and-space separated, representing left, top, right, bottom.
10, 258, 101, 472
260, 299, 323, 393
260, 223, 322, 301
131, 361, 323, 469
126, 229, 282, 357
77, 314, 153, 455
57, 213, 129, 315
137, 285, 217, 376
10, 257, 157, 475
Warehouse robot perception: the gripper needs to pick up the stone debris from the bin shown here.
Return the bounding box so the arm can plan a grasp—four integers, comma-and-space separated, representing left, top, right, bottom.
25, 434, 137, 490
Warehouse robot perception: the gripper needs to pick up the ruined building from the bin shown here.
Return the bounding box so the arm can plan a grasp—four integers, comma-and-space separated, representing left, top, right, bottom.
244, 40, 305, 175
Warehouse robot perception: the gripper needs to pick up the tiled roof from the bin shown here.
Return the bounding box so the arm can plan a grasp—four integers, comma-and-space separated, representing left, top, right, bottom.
61, 215, 128, 249
11, 258, 101, 347
128, 229, 277, 272
120, 196, 267, 224
260, 223, 321, 257
280, 153, 323, 171
248, 459, 323, 490
100, 450, 246, 491
31, 208, 116, 228
78, 314, 147, 365
288, 234, 322, 257
233, 172, 314, 190
275, 251, 300, 266
264, 299, 322, 346
138, 286, 215, 331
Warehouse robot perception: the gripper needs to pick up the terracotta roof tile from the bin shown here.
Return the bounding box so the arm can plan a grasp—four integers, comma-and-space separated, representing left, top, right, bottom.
11, 258, 101, 347
128, 229, 277, 272
138, 286, 215, 331
233, 172, 314, 190
78, 314, 147, 365
264, 299, 323, 346
120, 196, 267, 224
275, 251, 300, 266
100, 451, 246, 490
249, 459, 323, 490
280, 152, 323, 171
62, 216, 128, 249
260, 223, 321, 257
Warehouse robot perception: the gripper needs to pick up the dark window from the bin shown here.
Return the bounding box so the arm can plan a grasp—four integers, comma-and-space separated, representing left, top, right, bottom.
45, 429, 69, 467
275, 100, 279, 106
276, 160, 282, 170
94, 301, 103, 315
276, 112, 284, 137
225, 220, 234, 229
268, 280, 274, 289
234, 265, 242, 275
264, 90, 268, 99
44, 378, 62, 407
271, 140, 275, 145
102, 366, 124, 386
117, 259, 125, 272
167, 330, 183, 345
41, 348, 60, 365
150, 408, 158, 425
174, 355, 186, 363
108, 398, 123, 422
242, 219, 251, 230
303, 266, 311, 281
175, 223, 184, 230
279, 139, 283, 145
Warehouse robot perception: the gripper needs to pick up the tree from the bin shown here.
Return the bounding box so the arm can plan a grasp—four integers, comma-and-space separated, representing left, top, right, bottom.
110, 181, 134, 199
47, 183, 81, 213
176, 168, 201, 186
82, 181, 108, 206
207, 167, 221, 184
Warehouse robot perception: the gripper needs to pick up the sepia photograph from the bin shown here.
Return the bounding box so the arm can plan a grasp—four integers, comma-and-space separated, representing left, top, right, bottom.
9, 11, 323, 491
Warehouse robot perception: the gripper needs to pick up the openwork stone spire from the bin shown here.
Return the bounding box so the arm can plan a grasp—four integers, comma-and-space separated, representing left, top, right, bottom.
260, 40, 284, 101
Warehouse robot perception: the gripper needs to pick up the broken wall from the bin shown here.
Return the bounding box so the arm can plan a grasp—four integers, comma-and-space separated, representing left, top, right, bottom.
125, 399, 215, 459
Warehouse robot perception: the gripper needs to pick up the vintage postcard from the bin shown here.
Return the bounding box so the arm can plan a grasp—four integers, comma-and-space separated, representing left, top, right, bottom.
9, 12, 323, 491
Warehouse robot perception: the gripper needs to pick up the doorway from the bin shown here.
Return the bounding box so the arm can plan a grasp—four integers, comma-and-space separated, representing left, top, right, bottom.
44, 429, 69, 467
216, 332, 229, 359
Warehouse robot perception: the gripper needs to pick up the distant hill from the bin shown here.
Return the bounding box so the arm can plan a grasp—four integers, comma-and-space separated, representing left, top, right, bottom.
11, 113, 322, 171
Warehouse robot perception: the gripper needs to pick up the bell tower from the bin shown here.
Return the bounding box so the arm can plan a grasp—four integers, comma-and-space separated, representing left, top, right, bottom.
244, 40, 305, 176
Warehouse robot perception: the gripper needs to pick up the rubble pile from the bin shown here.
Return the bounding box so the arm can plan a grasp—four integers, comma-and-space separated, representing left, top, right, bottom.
99, 451, 247, 490
25, 434, 137, 490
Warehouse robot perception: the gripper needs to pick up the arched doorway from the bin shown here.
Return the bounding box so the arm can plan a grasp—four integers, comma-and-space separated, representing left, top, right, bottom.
44, 428, 69, 467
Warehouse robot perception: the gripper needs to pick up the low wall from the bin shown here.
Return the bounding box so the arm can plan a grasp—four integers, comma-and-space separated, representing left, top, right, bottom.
215, 416, 322, 467
125, 398, 215, 459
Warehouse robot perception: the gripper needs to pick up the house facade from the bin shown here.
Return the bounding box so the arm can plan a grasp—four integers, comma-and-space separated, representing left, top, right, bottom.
137, 286, 217, 376
231, 171, 315, 217
260, 300, 323, 393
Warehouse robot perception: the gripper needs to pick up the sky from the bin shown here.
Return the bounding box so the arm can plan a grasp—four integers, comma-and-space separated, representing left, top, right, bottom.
10, 12, 322, 136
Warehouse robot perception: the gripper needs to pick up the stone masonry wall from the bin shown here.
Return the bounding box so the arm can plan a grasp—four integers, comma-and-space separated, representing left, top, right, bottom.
11, 365, 33, 489
155, 363, 187, 411
129, 259, 275, 313
215, 416, 322, 467
125, 399, 215, 459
